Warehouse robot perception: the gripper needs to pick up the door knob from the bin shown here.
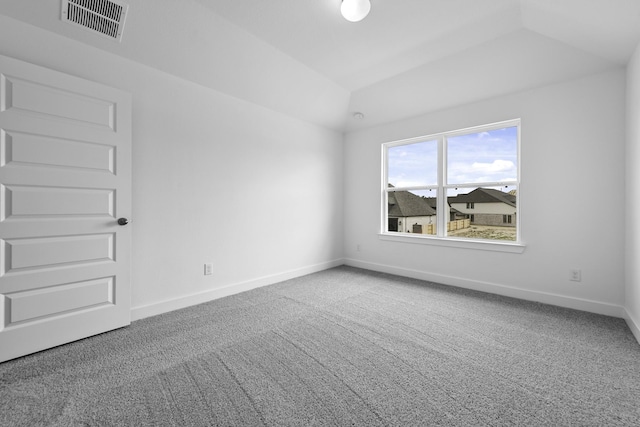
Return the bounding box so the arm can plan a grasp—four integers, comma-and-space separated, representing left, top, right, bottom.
117, 218, 129, 226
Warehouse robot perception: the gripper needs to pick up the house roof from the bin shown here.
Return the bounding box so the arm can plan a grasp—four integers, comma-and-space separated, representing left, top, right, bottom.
424, 197, 437, 210
450, 188, 516, 207
388, 191, 437, 218
423, 196, 463, 215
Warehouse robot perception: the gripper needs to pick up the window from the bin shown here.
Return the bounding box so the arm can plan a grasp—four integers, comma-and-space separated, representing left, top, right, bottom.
382, 120, 520, 245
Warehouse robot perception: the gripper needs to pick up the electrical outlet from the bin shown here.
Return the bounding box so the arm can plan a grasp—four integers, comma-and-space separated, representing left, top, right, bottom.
570, 269, 581, 282
204, 263, 213, 275
356, 244, 361, 252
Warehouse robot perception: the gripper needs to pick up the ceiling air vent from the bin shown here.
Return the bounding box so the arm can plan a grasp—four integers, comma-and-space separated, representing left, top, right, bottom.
61, 0, 129, 42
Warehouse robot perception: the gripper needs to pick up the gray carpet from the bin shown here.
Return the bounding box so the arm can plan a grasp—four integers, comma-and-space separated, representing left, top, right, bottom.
1, 266, 639, 426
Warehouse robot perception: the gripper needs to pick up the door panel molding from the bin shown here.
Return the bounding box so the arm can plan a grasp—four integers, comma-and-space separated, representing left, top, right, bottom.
1, 74, 116, 130
0, 54, 131, 363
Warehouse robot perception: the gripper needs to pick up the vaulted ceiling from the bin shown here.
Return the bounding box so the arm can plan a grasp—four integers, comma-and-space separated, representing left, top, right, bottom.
1, 0, 640, 131
200, 0, 640, 90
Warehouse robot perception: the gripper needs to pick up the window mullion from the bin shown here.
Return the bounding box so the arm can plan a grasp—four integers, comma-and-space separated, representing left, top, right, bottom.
381, 143, 389, 233
437, 136, 446, 237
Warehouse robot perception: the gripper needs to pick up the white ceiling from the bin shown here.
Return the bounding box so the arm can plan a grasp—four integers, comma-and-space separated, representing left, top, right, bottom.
196, 0, 522, 91
1, 0, 640, 131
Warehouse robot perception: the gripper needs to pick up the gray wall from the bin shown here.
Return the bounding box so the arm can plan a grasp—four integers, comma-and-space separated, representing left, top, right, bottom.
344, 69, 627, 316
626, 43, 640, 341
0, 15, 344, 319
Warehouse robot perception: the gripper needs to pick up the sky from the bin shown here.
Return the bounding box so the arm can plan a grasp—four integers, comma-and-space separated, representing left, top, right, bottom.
388, 126, 518, 189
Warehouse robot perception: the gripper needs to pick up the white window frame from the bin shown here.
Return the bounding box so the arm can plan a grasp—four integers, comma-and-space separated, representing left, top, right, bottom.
380, 119, 524, 253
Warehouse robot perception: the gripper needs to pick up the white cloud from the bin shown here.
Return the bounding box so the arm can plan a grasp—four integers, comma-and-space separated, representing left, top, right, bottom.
471, 159, 515, 173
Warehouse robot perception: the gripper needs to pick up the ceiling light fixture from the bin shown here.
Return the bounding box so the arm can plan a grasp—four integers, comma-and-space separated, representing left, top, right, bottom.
341, 0, 371, 22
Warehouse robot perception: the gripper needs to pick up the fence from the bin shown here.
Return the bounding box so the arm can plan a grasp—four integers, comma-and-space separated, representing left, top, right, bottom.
412, 219, 471, 235
448, 219, 471, 231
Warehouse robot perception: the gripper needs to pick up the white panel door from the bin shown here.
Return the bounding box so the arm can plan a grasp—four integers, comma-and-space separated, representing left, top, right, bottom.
0, 54, 132, 362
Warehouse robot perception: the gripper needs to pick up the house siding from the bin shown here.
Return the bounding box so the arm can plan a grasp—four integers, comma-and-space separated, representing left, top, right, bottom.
450, 201, 516, 215
449, 201, 516, 227
471, 213, 515, 227
391, 215, 437, 234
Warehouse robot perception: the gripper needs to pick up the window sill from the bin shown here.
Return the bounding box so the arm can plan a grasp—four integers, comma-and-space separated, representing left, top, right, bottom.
378, 233, 526, 253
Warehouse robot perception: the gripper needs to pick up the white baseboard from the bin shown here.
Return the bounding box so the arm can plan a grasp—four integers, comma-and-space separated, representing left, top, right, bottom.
131, 258, 344, 321
344, 258, 626, 318
131, 256, 635, 341
625, 308, 640, 345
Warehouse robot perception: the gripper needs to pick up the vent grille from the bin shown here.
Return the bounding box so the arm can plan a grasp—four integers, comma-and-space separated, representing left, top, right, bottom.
61, 0, 129, 42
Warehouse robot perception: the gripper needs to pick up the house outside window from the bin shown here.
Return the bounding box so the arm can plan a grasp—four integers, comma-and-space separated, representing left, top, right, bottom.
382, 119, 520, 244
